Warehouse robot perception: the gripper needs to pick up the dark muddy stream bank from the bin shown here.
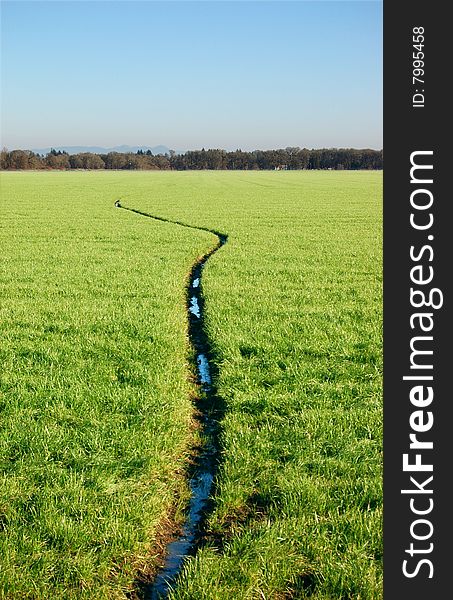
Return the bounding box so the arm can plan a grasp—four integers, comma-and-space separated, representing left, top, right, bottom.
116, 201, 227, 599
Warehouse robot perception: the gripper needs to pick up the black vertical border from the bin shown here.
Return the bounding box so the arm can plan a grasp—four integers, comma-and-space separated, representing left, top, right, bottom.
384, 1, 449, 598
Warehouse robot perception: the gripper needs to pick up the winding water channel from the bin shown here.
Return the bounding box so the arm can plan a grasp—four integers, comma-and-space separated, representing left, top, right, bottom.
116, 201, 227, 598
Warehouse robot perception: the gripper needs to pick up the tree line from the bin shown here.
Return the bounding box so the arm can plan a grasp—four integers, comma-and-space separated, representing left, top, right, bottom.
1, 147, 382, 171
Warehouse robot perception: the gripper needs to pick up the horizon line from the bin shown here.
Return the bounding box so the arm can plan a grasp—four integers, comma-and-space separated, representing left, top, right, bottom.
2, 145, 384, 154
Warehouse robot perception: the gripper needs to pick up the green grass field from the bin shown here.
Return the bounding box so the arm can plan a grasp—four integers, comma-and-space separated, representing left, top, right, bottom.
0, 171, 382, 599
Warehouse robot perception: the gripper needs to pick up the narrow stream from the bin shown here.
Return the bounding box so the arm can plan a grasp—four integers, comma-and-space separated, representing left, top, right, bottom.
115, 201, 227, 599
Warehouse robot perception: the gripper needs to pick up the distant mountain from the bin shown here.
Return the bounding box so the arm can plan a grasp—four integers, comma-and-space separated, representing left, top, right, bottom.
31, 145, 180, 156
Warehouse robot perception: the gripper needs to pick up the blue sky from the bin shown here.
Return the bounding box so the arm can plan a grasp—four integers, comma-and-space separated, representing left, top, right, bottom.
1, 1, 382, 151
